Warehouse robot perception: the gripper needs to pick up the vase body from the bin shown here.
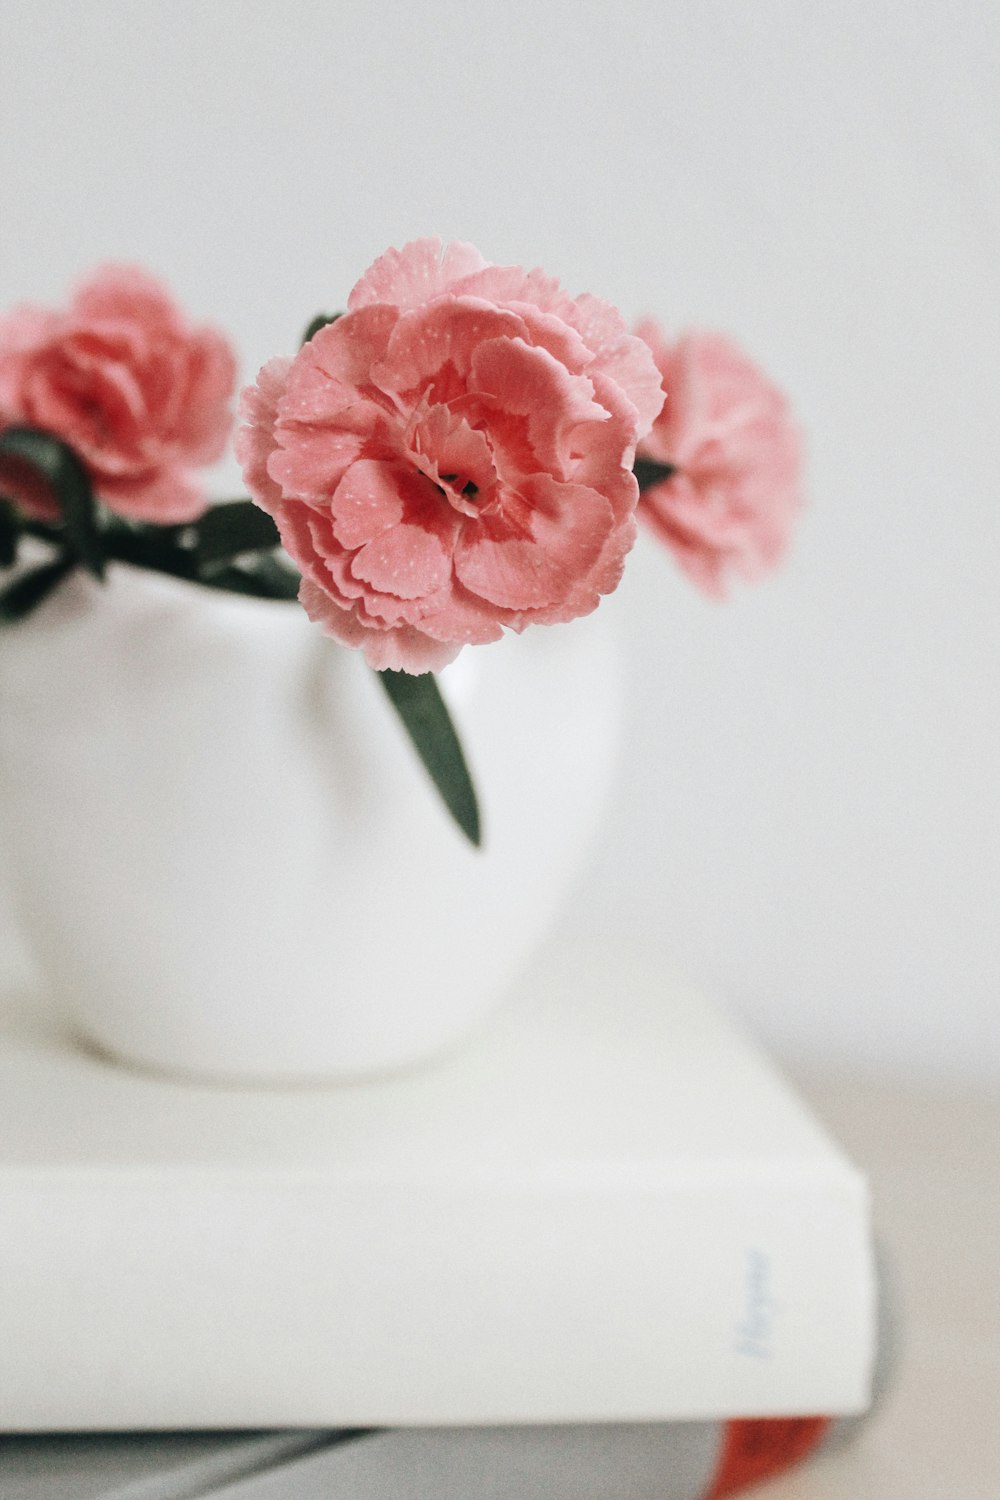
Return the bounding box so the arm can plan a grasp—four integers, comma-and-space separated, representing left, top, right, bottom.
0, 564, 620, 1081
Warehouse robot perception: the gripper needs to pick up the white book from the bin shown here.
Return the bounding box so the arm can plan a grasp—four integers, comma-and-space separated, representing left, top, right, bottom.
0, 944, 875, 1431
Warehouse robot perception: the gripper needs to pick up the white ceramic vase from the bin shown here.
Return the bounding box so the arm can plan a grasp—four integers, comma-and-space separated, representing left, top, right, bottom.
0, 563, 620, 1081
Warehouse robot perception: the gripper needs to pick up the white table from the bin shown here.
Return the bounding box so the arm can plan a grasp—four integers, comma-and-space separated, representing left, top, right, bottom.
758, 1072, 1000, 1499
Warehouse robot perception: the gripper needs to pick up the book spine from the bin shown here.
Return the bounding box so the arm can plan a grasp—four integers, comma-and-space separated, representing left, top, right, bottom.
0, 1168, 875, 1428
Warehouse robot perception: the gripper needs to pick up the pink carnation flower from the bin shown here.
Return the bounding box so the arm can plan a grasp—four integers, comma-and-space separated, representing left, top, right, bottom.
0, 266, 237, 523
634, 320, 803, 597
237, 238, 664, 673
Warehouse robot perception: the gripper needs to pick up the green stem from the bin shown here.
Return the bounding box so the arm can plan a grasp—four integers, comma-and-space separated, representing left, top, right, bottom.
378, 669, 482, 848
634, 457, 678, 493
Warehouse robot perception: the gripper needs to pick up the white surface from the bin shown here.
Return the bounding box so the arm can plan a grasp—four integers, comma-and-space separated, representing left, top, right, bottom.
0, 563, 617, 1079
1, 3, 998, 1081
0, 944, 874, 1429
756, 1071, 1000, 1500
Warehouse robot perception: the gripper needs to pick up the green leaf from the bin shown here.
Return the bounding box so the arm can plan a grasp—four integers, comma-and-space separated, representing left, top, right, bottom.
98, 510, 299, 601
0, 426, 104, 578
0, 499, 18, 568
101, 518, 193, 578
16, 516, 64, 546
240, 552, 301, 599
378, 669, 482, 847
301, 312, 342, 346
193, 500, 282, 568
198, 555, 301, 601
0, 554, 74, 622
633, 457, 677, 493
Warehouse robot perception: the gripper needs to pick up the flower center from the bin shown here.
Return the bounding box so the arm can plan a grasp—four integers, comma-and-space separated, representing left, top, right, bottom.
439, 474, 479, 501
403, 402, 495, 518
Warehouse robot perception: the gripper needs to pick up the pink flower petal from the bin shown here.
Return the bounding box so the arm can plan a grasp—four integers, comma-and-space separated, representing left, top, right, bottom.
299, 578, 462, 673
569, 369, 643, 517
71, 264, 186, 330
101, 466, 207, 523
359, 623, 462, 674
455, 476, 612, 611
290, 306, 398, 409
0, 264, 237, 524
503, 303, 593, 373
297, 576, 372, 649
450, 269, 662, 433
236, 357, 292, 514
326, 458, 407, 548
408, 581, 507, 647
21, 345, 149, 475
563, 293, 665, 436
268, 420, 371, 503
268, 501, 353, 600
348, 239, 489, 313
237, 239, 659, 670
448, 263, 568, 317
173, 330, 241, 463
634, 321, 804, 595
350, 519, 452, 600
470, 337, 608, 480
375, 298, 526, 400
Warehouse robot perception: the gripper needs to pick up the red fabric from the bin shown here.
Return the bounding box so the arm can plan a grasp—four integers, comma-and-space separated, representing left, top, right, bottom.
706, 1415, 832, 1498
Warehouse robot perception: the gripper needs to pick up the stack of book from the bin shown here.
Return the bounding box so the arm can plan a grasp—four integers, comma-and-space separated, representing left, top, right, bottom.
0, 944, 878, 1496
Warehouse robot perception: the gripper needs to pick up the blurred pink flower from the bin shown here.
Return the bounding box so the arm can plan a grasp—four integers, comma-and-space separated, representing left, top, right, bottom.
634, 321, 803, 597
0, 266, 237, 523
238, 238, 664, 673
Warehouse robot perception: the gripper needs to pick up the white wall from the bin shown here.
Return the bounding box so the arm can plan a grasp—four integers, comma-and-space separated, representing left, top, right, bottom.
1, 2, 998, 1079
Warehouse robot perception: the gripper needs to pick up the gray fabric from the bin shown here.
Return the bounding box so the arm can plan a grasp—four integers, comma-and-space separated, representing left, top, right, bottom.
208, 1424, 721, 1500
826, 1239, 898, 1453
0, 1432, 329, 1500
